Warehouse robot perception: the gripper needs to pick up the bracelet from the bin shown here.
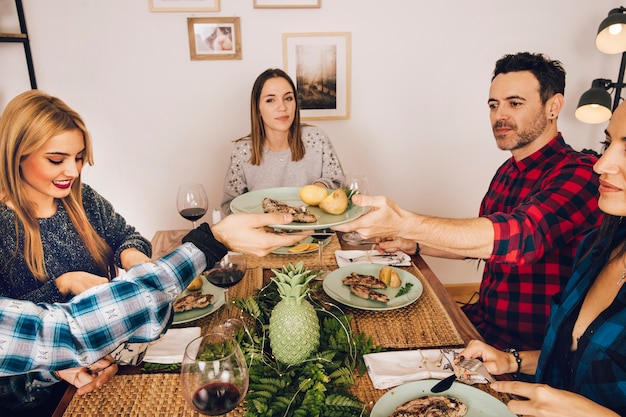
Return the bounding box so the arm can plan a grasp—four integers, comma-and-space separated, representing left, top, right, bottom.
506, 347, 522, 379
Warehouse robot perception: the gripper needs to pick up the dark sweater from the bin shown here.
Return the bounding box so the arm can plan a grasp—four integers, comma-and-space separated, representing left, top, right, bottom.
0, 184, 151, 303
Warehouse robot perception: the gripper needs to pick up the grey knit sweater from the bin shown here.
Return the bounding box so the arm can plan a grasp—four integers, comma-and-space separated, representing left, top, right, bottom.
0, 184, 151, 303
220, 125, 345, 214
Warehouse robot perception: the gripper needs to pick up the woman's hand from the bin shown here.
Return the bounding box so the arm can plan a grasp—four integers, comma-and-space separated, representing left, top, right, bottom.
491, 381, 620, 417
120, 247, 151, 270
57, 355, 118, 395
55, 271, 109, 296
459, 340, 515, 375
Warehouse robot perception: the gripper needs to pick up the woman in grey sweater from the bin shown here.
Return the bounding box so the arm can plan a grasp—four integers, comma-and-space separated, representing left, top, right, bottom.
221, 68, 345, 214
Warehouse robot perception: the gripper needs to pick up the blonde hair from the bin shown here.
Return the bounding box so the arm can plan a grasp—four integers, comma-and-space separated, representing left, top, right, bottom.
0, 90, 114, 280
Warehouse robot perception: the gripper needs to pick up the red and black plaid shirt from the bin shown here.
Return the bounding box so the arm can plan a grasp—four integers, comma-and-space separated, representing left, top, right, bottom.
462, 134, 602, 351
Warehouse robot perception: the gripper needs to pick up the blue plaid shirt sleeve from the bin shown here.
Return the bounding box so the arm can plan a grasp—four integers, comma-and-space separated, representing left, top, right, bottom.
0, 243, 206, 376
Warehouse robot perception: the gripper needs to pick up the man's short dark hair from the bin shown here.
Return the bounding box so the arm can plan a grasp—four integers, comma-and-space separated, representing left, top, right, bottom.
492, 52, 566, 104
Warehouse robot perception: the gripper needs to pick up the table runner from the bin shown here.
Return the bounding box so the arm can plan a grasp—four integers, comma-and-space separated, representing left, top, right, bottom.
61, 245, 467, 416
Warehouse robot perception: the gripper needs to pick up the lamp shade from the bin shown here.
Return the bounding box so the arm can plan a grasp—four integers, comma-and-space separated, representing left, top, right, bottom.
575, 80, 613, 124
596, 7, 626, 54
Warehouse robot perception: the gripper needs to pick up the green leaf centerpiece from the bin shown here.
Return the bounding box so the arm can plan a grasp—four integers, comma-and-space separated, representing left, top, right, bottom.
234, 261, 382, 417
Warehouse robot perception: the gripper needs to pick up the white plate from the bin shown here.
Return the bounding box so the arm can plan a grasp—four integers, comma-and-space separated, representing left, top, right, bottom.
271, 235, 331, 255
322, 264, 422, 311
370, 379, 515, 417
230, 187, 365, 230
172, 275, 225, 325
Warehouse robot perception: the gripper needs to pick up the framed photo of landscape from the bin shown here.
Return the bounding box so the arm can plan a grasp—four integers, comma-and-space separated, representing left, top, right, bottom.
187, 17, 242, 60
282, 32, 351, 120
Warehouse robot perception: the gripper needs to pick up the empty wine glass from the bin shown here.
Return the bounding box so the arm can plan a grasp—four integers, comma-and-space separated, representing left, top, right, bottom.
205, 252, 247, 332
177, 183, 208, 228
180, 333, 249, 415
342, 173, 369, 244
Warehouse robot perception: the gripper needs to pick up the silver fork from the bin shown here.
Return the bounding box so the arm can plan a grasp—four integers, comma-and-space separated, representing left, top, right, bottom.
458, 357, 495, 383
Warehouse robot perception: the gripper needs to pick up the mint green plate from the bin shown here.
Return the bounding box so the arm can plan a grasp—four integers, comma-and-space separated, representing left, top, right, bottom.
172, 276, 225, 325
370, 379, 515, 417
323, 264, 422, 311
230, 187, 365, 230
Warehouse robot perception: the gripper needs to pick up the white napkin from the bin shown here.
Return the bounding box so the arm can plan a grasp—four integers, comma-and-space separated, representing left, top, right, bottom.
142, 327, 201, 364
335, 250, 411, 268
363, 348, 487, 390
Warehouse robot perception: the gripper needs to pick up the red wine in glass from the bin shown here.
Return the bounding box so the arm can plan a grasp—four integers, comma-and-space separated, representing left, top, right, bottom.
192, 382, 242, 415
205, 267, 245, 289
177, 183, 208, 228
180, 207, 207, 222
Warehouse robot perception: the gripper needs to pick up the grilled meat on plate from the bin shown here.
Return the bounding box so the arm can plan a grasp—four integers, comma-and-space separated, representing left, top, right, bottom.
390, 396, 467, 417
349, 284, 389, 303
262, 197, 318, 223
173, 292, 214, 312
342, 272, 387, 288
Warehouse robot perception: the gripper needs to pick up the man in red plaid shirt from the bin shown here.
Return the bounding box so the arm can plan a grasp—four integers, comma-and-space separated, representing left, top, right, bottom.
335, 52, 602, 354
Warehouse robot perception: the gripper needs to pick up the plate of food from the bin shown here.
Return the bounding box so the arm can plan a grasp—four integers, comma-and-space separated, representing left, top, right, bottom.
230, 187, 366, 230
271, 235, 331, 255
370, 379, 515, 417
172, 274, 225, 325
322, 264, 422, 311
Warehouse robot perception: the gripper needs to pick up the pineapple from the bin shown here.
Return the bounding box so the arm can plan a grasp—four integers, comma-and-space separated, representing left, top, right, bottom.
269, 261, 321, 365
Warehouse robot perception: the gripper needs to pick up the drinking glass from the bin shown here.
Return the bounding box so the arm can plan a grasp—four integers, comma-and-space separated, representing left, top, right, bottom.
205, 252, 247, 332
342, 173, 369, 244
177, 183, 208, 228
311, 228, 334, 279
180, 333, 249, 415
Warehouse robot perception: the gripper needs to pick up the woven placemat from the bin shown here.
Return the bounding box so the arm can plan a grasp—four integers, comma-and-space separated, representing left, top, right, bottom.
62, 373, 245, 417
245, 234, 340, 270
347, 264, 464, 349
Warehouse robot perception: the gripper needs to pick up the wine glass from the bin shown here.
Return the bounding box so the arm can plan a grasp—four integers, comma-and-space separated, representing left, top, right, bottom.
177, 183, 208, 228
312, 228, 334, 279
342, 173, 369, 244
180, 333, 249, 415
205, 252, 247, 332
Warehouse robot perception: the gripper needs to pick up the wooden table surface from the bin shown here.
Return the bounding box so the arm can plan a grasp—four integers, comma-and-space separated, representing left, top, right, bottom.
52, 229, 486, 417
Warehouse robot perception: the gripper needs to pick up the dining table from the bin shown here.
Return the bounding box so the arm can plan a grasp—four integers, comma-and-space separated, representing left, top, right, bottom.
51, 229, 509, 417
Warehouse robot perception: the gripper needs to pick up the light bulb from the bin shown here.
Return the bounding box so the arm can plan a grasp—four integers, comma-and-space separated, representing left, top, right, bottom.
609, 23, 623, 35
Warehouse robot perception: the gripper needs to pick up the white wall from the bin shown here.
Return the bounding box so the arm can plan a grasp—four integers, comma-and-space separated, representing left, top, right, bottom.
0, 0, 622, 284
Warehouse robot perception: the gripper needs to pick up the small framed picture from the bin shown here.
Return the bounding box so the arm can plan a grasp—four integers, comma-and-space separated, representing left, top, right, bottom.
149, 0, 220, 12
283, 32, 351, 120
187, 17, 242, 61
253, 0, 320, 8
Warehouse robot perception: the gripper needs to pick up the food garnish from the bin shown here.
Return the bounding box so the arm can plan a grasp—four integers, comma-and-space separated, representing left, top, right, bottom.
395, 282, 414, 297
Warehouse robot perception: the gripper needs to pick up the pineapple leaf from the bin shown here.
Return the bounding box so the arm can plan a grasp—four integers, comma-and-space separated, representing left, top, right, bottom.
235, 262, 383, 417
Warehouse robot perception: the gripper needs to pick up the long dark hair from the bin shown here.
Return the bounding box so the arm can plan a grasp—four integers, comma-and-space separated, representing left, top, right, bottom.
247, 68, 304, 165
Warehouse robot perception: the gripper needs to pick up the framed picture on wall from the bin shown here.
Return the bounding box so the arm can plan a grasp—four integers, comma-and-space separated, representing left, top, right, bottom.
149, 0, 220, 12
187, 17, 242, 60
253, 0, 320, 8
283, 32, 351, 120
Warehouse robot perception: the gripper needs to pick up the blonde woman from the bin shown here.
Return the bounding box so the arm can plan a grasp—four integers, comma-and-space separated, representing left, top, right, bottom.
0, 90, 151, 414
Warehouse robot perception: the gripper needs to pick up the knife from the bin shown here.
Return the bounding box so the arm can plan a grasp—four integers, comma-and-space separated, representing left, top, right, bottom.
430, 374, 456, 393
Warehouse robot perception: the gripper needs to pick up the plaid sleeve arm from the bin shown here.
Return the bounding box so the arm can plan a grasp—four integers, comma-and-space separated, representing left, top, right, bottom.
0, 243, 206, 376
486, 161, 600, 265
